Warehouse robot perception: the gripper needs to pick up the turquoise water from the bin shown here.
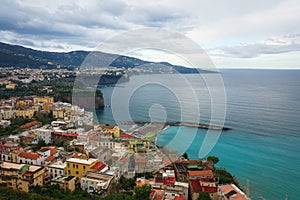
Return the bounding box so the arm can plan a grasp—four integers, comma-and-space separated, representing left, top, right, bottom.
96, 70, 300, 200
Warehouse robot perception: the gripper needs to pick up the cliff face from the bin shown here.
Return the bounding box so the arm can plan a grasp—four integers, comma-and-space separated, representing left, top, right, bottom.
55, 92, 104, 110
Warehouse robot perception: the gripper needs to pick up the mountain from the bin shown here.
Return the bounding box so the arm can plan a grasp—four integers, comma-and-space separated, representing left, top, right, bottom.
0, 42, 212, 73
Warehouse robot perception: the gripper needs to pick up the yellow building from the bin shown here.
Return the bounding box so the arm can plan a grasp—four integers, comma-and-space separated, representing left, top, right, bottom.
6, 83, 16, 90
15, 108, 35, 119
33, 96, 54, 104
10, 150, 19, 163
0, 162, 46, 192
42, 102, 53, 111
16, 100, 27, 108
94, 125, 121, 138
53, 108, 71, 119
65, 158, 98, 179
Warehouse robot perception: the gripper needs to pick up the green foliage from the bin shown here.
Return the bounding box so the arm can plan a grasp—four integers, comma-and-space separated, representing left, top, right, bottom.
30, 185, 91, 200
207, 156, 219, 164
0, 118, 31, 137
101, 193, 135, 200
35, 111, 54, 125
119, 176, 136, 191
215, 168, 240, 187
134, 185, 151, 200
134, 172, 154, 179
0, 186, 53, 200
32, 139, 47, 151
197, 191, 211, 200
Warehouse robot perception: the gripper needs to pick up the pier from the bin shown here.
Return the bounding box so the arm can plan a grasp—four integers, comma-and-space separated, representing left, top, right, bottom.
121, 121, 231, 131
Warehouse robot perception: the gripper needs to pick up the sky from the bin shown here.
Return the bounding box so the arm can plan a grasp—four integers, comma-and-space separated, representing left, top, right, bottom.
0, 0, 300, 69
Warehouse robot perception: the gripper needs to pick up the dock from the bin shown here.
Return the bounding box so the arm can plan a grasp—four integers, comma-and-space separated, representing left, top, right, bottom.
121, 121, 231, 131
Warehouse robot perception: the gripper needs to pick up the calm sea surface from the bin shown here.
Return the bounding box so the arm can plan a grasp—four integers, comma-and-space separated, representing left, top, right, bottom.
96, 70, 300, 200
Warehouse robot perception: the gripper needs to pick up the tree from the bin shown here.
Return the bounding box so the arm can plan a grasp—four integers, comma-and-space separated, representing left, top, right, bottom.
33, 139, 46, 151
182, 152, 189, 160
120, 176, 136, 191
134, 185, 151, 200
207, 156, 219, 164
197, 191, 211, 200
215, 167, 240, 187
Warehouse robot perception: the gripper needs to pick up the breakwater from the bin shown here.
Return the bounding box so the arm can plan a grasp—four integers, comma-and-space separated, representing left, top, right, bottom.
121, 121, 231, 131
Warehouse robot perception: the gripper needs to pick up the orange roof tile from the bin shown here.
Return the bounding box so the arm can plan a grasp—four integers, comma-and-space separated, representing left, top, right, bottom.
219, 184, 249, 200
19, 152, 41, 160
188, 170, 213, 177
45, 155, 55, 162
20, 121, 40, 129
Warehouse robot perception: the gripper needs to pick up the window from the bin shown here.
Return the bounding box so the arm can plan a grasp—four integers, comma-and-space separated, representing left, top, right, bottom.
68, 170, 70, 174
83, 166, 86, 170
76, 171, 79, 175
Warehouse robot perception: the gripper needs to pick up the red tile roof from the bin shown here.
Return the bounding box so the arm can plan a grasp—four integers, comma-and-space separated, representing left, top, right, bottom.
23, 173, 33, 177
91, 161, 107, 171
45, 155, 55, 162
54, 131, 78, 137
20, 121, 40, 129
120, 133, 134, 139
188, 170, 213, 177
174, 196, 185, 200
191, 179, 217, 193
19, 152, 41, 160
163, 177, 176, 186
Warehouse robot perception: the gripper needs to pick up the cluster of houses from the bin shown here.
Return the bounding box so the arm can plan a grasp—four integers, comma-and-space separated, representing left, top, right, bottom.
0, 95, 250, 200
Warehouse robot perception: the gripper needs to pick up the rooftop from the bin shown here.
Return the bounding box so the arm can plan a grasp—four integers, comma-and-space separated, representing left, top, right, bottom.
188, 170, 213, 177
19, 152, 42, 160
219, 184, 250, 200
66, 158, 98, 165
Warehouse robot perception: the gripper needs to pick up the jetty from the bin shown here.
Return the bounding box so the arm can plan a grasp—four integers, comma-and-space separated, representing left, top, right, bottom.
121, 121, 231, 131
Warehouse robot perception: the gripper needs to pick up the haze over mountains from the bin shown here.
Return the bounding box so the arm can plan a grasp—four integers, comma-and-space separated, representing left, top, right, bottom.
0, 42, 211, 73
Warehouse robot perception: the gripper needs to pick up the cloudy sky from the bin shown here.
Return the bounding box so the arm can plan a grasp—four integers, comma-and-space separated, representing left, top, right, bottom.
1, 0, 300, 69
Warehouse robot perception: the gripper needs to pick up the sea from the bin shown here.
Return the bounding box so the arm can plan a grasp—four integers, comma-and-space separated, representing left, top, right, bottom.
95, 70, 300, 200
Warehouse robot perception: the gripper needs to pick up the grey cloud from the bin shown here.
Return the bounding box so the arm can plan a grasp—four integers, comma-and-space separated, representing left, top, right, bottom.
209, 36, 300, 58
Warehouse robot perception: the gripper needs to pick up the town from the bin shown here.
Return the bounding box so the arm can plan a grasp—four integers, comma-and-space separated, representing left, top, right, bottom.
0, 67, 250, 200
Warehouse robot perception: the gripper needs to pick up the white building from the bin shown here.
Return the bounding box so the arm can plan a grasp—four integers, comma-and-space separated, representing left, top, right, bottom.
47, 160, 66, 178
33, 128, 53, 144
81, 172, 115, 195
18, 152, 44, 165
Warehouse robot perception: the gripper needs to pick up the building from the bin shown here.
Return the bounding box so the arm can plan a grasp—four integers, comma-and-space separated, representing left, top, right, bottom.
52, 130, 78, 146
188, 170, 214, 180
80, 172, 115, 196
0, 162, 46, 192
33, 128, 53, 144
47, 161, 66, 179
19, 121, 41, 131
94, 125, 120, 138
0, 120, 11, 128
33, 97, 54, 104
0, 106, 14, 119
65, 158, 98, 179
51, 175, 77, 192
42, 102, 53, 111
18, 152, 44, 165
6, 83, 17, 90
218, 184, 251, 200
15, 108, 35, 119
